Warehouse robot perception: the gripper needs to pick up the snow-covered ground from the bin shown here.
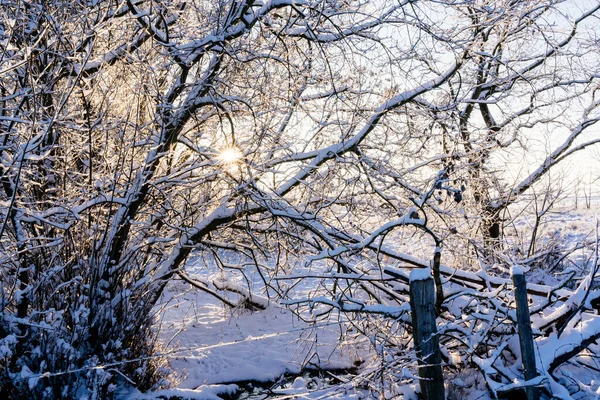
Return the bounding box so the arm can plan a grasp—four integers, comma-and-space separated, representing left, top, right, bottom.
155, 284, 358, 393
125, 203, 600, 400
128, 256, 371, 400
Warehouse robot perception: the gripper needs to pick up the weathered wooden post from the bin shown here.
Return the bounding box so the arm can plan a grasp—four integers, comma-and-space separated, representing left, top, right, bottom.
410, 267, 445, 400
512, 266, 538, 400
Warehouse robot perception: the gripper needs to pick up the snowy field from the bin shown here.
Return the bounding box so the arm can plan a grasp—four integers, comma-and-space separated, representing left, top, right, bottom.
124, 201, 600, 400
145, 287, 365, 399
123, 267, 371, 400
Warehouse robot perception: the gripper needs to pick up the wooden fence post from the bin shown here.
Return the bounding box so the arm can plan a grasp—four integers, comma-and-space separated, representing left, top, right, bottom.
512, 267, 538, 400
410, 268, 445, 400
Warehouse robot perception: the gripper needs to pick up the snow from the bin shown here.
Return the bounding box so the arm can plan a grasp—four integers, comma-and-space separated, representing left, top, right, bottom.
0, 334, 17, 358
538, 313, 600, 371
511, 265, 527, 275
272, 377, 307, 395
126, 385, 239, 400
409, 267, 432, 281
154, 281, 357, 391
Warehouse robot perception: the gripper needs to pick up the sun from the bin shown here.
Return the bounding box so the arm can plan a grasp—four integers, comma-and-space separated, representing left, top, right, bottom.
217, 146, 243, 165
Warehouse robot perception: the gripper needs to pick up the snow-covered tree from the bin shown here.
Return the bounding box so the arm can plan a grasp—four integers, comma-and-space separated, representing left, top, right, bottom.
0, 0, 599, 398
